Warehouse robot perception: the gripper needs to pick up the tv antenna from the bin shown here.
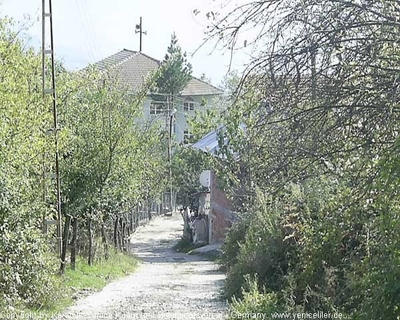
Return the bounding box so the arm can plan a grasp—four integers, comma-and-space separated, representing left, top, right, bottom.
135, 17, 147, 52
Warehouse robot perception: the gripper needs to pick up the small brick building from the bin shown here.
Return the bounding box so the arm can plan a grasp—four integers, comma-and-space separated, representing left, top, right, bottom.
192, 126, 237, 244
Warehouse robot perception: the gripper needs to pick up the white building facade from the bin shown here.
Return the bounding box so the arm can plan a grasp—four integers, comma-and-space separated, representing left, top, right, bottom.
93, 49, 222, 144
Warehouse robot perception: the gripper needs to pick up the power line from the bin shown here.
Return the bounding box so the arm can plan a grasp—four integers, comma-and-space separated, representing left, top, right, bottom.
81, 0, 105, 60
67, 0, 96, 63
68, 0, 99, 63
75, 0, 100, 62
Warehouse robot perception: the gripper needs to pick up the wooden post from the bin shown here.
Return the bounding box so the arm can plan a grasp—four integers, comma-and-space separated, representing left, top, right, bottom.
70, 218, 78, 270
88, 218, 93, 266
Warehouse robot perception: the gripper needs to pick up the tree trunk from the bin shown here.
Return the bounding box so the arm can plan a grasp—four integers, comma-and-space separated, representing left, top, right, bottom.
120, 217, 125, 251
129, 210, 133, 235
182, 207, 192, 241
70, 218, 78, 270
60, 214, 72, 274
101, 222, 109, 260
147, 198, 152, 221
113, 217, 119, 250
135, 205, 139, 229
88, 218, 93, 266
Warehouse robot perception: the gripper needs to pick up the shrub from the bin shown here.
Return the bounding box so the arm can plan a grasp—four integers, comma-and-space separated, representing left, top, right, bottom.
221, 214, 250, 269
229, 275, 279, 319
223, 190, 291, 300
0, 223, 61, 308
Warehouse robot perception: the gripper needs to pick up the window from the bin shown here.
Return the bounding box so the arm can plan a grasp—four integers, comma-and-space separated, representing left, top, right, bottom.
183, 130, 193, 144
150, 101, 166, 115
183, 98, 195, 111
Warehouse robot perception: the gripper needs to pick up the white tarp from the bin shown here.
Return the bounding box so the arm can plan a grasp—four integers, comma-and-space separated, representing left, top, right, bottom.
191, 124, 245, 157
190, 125, 225, 155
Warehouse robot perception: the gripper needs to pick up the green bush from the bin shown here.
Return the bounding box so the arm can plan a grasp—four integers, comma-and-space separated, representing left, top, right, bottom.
223, 190, 292, 300
0, 223, 61, 308
229, 275, 279, 319
221, 214, 250, 269
223, 172, 400, 319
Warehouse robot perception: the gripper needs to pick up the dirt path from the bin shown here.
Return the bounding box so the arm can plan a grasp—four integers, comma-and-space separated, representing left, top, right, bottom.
56, 213, 227, 320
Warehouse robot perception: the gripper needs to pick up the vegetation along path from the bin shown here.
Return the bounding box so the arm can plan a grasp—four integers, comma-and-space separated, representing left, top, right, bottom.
56, 213, 227, 320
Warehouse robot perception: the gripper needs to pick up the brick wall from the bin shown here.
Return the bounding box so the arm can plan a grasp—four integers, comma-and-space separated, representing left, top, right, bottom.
209, 171, 235, 244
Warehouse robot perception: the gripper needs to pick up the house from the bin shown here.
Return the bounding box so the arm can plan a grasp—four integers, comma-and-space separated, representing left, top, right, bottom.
92, 49, 223, 143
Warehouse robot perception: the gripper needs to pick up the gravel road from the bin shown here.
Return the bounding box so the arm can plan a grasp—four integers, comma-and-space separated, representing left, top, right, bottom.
56, 213, 228, 320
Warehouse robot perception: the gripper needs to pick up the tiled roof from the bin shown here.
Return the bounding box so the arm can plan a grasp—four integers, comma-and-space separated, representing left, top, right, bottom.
92, 49, 222, 96
181, 77, 222, 96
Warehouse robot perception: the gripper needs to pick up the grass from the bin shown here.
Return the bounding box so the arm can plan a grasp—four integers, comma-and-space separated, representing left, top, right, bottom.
0, 251, 138, 320
65, 252, 137, 291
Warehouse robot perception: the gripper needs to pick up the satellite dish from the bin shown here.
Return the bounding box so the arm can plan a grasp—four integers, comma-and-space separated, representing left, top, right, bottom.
199, 170, 211, 188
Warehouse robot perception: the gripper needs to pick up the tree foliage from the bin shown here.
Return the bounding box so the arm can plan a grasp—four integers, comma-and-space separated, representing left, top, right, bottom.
58, 66, 167, 269
0, 13, 168, 308
154, 33, 192, 97
0, 17, 59, 308
171, 94, 223, 210
202, 1, 400, 318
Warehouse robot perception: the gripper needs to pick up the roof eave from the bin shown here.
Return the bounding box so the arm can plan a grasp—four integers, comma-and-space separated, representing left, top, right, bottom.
180, 92, 223, 97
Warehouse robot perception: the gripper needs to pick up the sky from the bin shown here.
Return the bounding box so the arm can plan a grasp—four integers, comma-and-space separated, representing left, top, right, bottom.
0, 0, 251, 86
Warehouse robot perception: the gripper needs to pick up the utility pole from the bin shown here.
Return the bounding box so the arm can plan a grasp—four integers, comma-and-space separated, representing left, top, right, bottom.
135, 17, 147, 52
42, 0, 62, 260
167, 95, 176, 215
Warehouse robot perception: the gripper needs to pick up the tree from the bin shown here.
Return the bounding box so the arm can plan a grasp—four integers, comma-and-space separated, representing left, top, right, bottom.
0, 16, 59, 308
58, 67, 167, 270
199, 0, 400, 318
0, 11, 170, 309
154, 33, 192, 99
151, 33, 193, 213
171, 81, 223, 211
201, 0, 400, 209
